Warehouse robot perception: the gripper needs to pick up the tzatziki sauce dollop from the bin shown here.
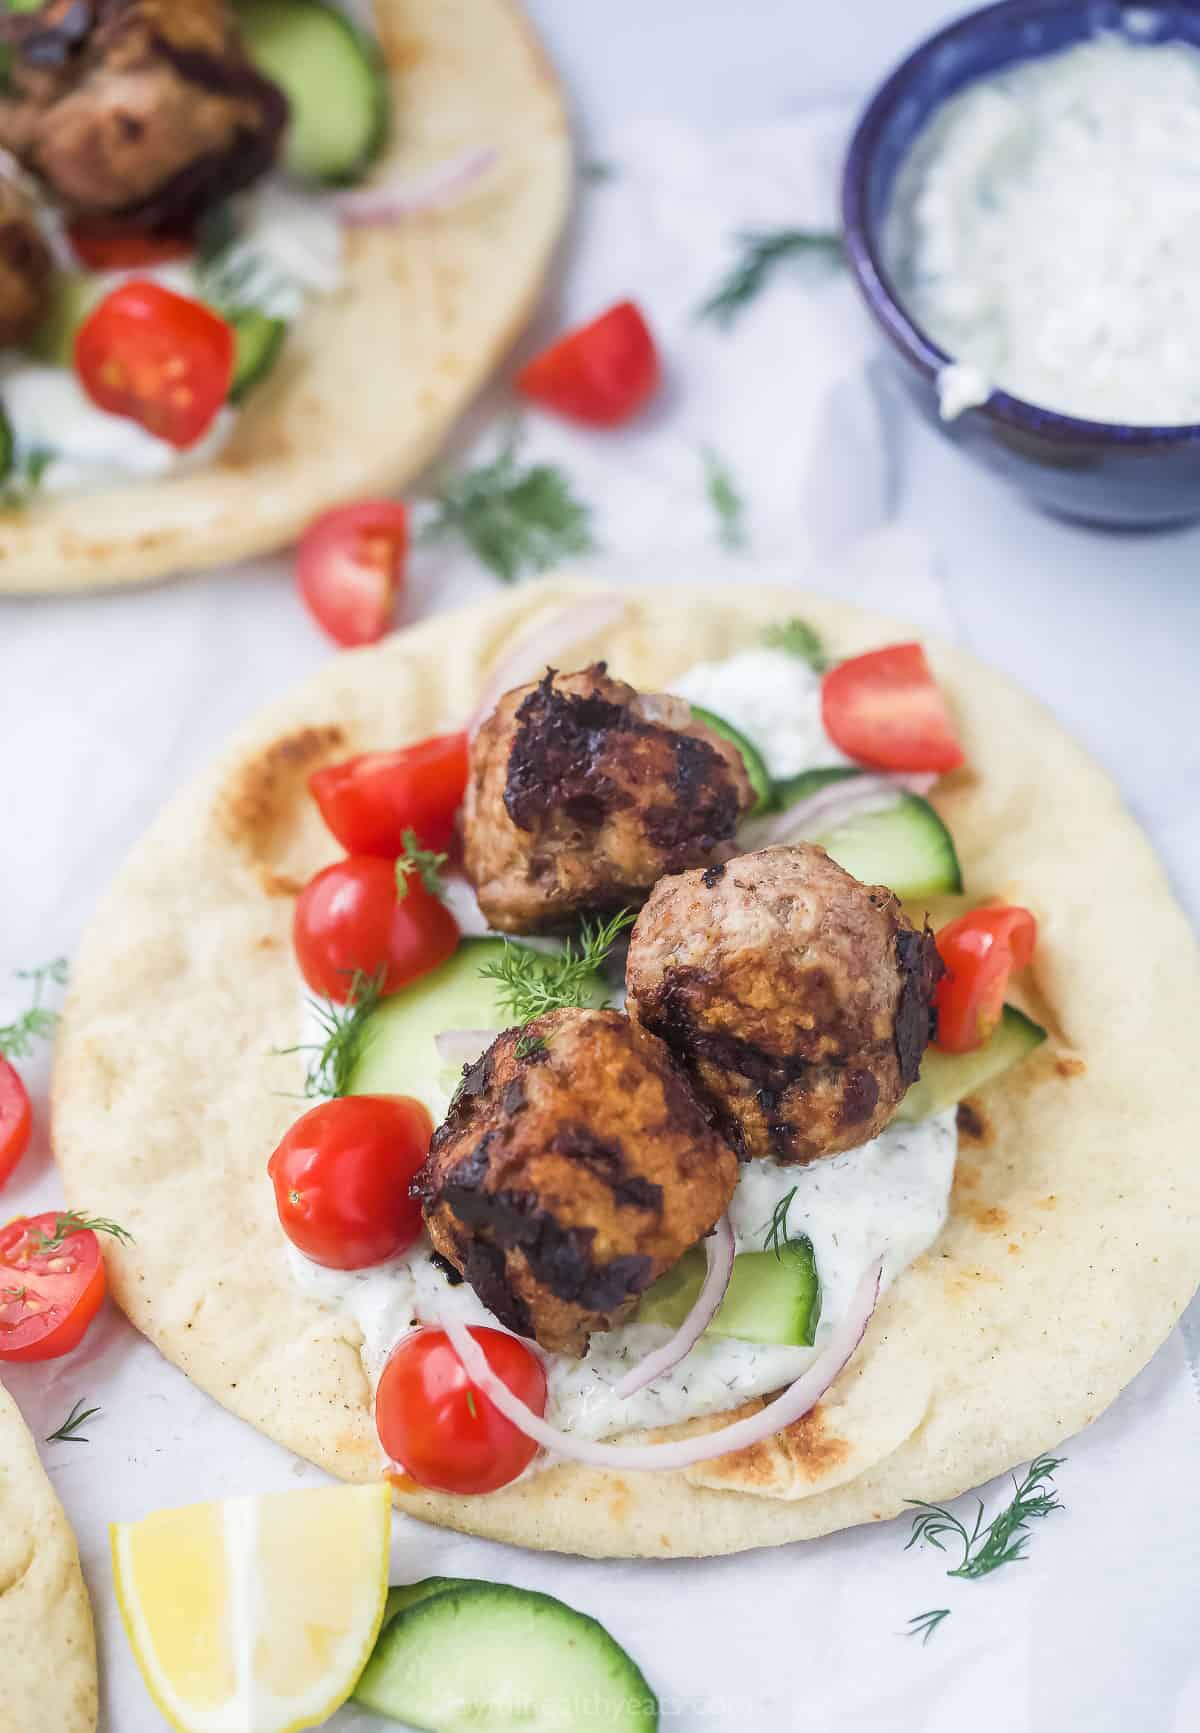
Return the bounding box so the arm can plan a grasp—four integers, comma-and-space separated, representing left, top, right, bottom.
886, 32, 1200, 425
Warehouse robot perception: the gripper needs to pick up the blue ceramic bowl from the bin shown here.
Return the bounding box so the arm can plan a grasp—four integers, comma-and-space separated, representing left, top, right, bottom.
842, 0, 1200, 529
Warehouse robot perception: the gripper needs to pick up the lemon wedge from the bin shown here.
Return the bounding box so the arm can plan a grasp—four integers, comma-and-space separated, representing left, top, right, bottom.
112, 1482, 391, 1733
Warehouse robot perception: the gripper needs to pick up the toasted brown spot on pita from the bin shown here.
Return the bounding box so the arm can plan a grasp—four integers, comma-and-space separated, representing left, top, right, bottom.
952, 1160, 980, 1194
684, 1399, 850, 1493
606, 1481, 632, 1522
956, 1100, 991, 1142
966, 1203, 1009, 1234
255, 934, 280, 950
217, 724, 346, 878
1037, 1193, 1058, 1210
1055, 1052, 1086, 1078
259, 871, 306, 899
1008, 1241, 1021, 1254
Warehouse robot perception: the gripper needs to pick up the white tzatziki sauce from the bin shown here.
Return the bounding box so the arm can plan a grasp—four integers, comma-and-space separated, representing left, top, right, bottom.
886, 33, 1200, 425
2, 181, 343, 493
283, 646, 960, 1445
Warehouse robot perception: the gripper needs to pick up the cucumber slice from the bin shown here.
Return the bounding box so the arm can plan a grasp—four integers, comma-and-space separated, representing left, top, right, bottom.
687, 703, 772, 815
353, 1582, 658, 1732
239, 0, 389, 185
814, 793, 962, 898
771, 765, 860, 808
380, 1577, 473, 1635
28, 271, 99, 365
636, 1239, 821, 1347
897, 1004, 1046, 1122
345, 938, 606, 1117
229, 307, 287, 401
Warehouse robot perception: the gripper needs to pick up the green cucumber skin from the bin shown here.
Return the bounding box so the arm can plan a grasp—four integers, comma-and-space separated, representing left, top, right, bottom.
354, 1582, 659, 1733
229, 308, 287, 402
637, 1240, 821, 1347
239, 0, 390, 186
897, 1004, 1047, 1122
815, 792, 963, 898
772, 765, 861, 808
377, 1578, 475, 1640
687, 703, 773, 815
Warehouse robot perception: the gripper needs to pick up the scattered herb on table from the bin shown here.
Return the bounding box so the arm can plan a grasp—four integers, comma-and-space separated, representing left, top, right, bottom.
480, 909, 634, 1026
30, 1213, 133, 1254
905, 1608, 951, 1645
0, 958, 68, 1061
702, 445, 747, 551
906, 1454, 1066, 1580
395, 830, 449, 901
46, 1399, 101, 1445
698, 228, 844, 327
762, 617, 827, 672
422, 427, 595, 584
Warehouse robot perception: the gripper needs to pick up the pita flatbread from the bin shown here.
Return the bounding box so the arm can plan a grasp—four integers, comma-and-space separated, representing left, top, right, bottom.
52, 578, 1200, 1556
0, 0, 568, 594
0, 1381, 97, 1733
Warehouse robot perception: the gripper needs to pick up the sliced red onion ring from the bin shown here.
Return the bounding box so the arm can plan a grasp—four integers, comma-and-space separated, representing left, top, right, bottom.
467, 595, 630, 738
748, 773, 926, 850
612, 1215, 735, 1399
434, 1028, 500, 1069
336, 147, 499, 228
631, 692, 693, 730
440, 1256, 882, 1474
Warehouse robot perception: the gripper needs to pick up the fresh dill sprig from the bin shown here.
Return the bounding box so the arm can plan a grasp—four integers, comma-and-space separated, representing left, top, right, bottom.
395, 830, 448, 901
422, 427, 595, 584
0, 957, 68, 1062
29, 1213, 133, 1254
480, 910, 634, 1026
0, 447, 53, 511
905, 1608, 951, 1646
698, 228, 844, 326
515, 1032, 547, 1060
762, 617, 827, 672
283, 968, 384, 1100
46, 1399, 101, 1445
762, 1187, 798, 1258
906, 1455, 1065, 1580
701, 446, 747, 552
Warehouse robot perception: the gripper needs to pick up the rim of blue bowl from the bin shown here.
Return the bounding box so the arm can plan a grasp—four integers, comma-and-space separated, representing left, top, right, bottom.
841, 0, 1200, 449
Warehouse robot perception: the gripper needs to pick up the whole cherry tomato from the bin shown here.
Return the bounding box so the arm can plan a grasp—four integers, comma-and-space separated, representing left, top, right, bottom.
269, 1094, 433, 1270
0, 1213, 108, 1363
292, 855, 459, 1004
376, 1325, 546, 1494
821, 643, 966, 774
309, 733, 469, 858
516, 300, 660, 426
74, 279, 234, 449
0, 1059, 32, 1189
297, 501, 408, 647
934, 906, 1038, 1053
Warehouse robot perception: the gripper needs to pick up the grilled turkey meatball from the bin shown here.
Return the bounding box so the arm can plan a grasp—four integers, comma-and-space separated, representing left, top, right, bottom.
0, 174, 52, 345
626, 844, 943, 1165
0, 0, 286, 229
417, 1007, 739, 1356
463, 665, 756, 934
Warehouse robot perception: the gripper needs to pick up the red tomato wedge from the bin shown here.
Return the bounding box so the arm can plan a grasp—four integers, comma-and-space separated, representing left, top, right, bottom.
74, 279, 235, 449
297, 501, 408, 647
292, 855, 460, 1004
934, 906, 1038, 1053
309, 733, 469, 857
821, 643, 966, 774
516, 299, 660, 426
68, 224, 194, 271
0, 1213, 107, 1362
0, 1060, 32, 1190
376, 1325, 546, 1494
269, 1094, 433, 1270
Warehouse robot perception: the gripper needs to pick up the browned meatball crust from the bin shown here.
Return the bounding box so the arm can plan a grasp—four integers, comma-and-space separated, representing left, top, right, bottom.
417, 1007, 739, 1356
0, 0, 286, 228
0, 174, 52, 345
625, 844, 943, 1165
462, 665, 756, 934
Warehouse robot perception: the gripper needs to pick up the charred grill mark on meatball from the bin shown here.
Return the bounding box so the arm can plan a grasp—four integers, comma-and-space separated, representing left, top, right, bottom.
463, 665, 756, 934
417, 1008, 739, 1355
625, 845, 944, 1166
0, 0, 286, 229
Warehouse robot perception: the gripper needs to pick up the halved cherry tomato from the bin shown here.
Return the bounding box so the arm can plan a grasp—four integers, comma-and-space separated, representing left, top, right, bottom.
297, 501, 408, 648
0, 1060, 32, 1190
68, 224, 194, 272
934, 906, 1038, 1053
376, 1325, 546, 1494
516, 299, 660, 426
309, 733, 469, 857
0, 1213, 107, 1363
821, 643, 966, 774
292, 855, 459, 1004
75, 279, 234, 449
269, 1094, 432, 1270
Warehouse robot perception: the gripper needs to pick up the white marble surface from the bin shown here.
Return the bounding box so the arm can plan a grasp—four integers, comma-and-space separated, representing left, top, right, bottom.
1, 4, 1199, 1730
